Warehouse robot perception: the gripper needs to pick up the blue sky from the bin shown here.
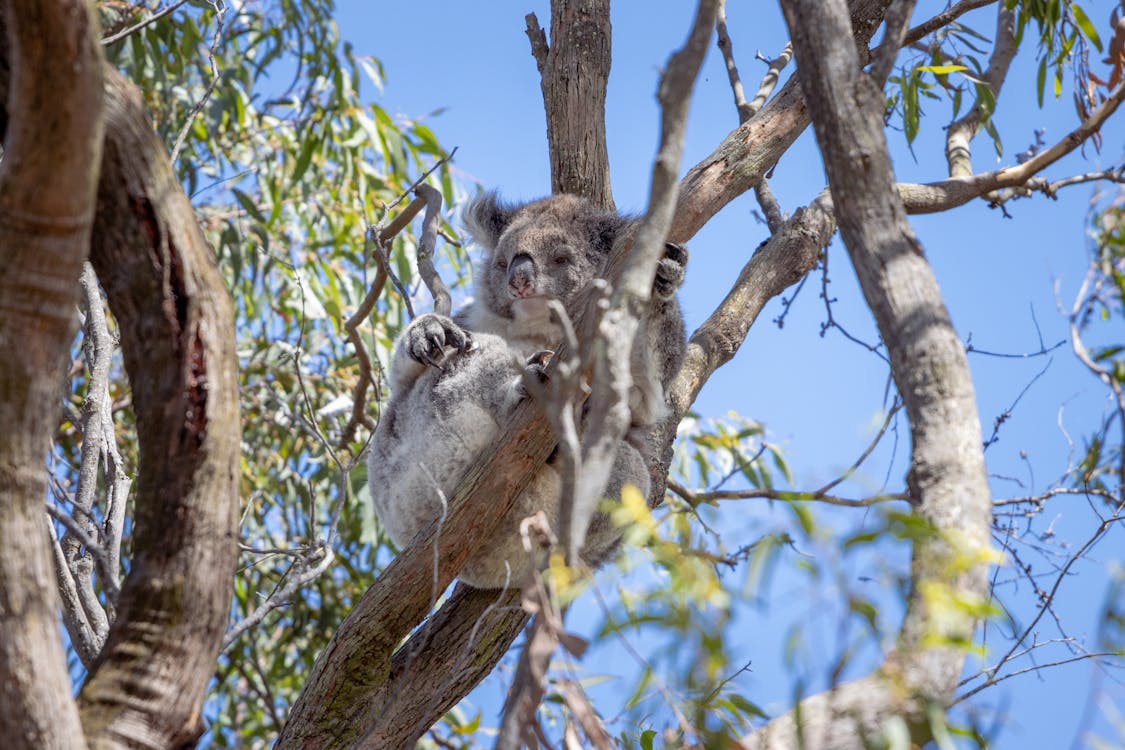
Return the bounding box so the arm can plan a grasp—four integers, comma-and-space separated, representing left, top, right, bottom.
339, 1, 1124, 745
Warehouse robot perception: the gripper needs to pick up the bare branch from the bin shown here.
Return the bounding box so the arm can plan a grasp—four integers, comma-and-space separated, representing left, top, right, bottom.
715, 0, 752, 123
747, 43, 793, 119
904, 0, 997, 46
170, 0, 225, 164
868, 0, 916, 88
524, 13, 549, 75
101, 0, 189, 46
45, 511, 103, 666
945, 5, 1016, 178
222, 546, 335, 650
414, 184, 451, 317
667, 480, 905, 507
531, 0, 614, 207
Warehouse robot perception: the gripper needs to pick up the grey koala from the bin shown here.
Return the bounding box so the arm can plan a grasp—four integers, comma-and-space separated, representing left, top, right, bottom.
460, 192, 688, 426
366, 193, 687, 588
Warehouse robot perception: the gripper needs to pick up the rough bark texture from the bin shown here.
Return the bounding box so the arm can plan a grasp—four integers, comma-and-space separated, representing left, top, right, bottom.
531, 0, 614, 208
73, 68, 241, 750
276, 398, 556, 749
741, 2, 993, 747
0, 1, 103, 748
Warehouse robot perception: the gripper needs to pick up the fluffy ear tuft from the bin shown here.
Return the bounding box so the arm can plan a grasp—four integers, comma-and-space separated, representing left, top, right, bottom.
462, 191, 519, 250
586, 210, 632, 255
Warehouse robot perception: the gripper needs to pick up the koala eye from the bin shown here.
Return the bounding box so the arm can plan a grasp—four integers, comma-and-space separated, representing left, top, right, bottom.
551, 246, 572, 266
494, 255, 509, 270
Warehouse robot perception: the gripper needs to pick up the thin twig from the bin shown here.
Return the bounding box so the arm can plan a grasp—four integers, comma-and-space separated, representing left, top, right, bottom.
903, 0, 996, 46
101, 0, 190, 46
715, 0, 751, 123
170, 1, 225, 164
414, 184, 451, 317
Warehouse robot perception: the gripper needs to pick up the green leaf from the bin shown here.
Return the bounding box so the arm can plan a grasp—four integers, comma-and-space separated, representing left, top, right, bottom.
916, 64, 968, 75
292, 134, 319, 183
231, 188, 267, 225
1071, 4, 1103, 52
1036, 55, 1048, 107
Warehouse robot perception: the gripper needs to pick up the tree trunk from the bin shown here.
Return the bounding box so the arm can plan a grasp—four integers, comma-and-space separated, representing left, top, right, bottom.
742, 2, 993, 746
0, 1, 103, 748
530, 0, 614, 207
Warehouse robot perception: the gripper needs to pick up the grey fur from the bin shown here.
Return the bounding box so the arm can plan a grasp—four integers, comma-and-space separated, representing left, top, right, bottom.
366, 193, 687, 588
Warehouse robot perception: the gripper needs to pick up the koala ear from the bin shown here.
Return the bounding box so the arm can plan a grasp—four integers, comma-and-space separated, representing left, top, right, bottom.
463, 191, 519, 250
587, 210, 632, 255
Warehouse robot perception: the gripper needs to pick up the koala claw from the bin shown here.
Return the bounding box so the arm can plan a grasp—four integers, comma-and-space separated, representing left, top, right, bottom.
406, 313, 472, 369
525, 350, 554, 383
653, 241, 689, 300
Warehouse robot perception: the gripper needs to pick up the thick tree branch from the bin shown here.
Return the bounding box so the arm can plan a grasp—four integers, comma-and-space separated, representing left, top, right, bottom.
74, 68, 241, 750
528, 0, 614, 208
0, 0, 104, 747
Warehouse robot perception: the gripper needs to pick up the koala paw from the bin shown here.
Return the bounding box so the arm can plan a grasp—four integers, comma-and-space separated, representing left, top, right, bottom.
524, 350, 554, 384
653, 241, 689, 300
517, 350, 554, 401
405, 313, 472, 368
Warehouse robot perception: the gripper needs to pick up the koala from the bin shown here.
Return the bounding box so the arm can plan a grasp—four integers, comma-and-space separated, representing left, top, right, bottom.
460, 192, 688, 426
366, 193, 688, 588
368, 330, 648, 587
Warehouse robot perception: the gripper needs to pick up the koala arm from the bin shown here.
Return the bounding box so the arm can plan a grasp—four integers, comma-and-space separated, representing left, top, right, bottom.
629, 242, 689, 426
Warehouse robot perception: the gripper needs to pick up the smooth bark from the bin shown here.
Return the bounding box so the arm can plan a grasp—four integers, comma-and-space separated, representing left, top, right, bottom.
0, 1, 103, 748
741, 2, 993, 746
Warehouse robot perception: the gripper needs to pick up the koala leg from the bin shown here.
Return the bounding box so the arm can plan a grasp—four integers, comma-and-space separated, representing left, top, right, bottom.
581, 439, 650, 569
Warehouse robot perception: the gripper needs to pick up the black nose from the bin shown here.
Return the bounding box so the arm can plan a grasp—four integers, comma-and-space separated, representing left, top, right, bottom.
508, 254, 535, 298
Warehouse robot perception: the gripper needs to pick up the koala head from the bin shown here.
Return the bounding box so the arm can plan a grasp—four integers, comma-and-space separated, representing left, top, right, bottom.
463, 192, 630, 324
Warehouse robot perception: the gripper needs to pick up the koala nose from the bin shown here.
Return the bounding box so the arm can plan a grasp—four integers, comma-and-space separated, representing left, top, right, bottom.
508, 254, 536, 298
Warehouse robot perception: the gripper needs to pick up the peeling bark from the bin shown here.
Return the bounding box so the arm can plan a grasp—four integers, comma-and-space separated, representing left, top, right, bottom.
0, 1, 103, 748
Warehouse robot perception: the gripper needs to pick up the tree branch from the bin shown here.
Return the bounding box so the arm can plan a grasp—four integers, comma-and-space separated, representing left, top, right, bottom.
945, 4, 1016, 178
75, 68, 241, 749
530, 0, 614, 207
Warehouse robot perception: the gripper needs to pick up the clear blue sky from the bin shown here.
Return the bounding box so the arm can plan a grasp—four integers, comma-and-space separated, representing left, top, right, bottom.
339, 1, 1124, 745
